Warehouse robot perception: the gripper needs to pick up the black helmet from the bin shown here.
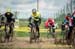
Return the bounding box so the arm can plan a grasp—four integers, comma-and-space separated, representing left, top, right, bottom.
32, 9, 37, 13
67, 13, 71, 17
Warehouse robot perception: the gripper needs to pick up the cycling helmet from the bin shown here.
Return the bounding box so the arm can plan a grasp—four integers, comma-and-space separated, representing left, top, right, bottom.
67, 13, 71, 17
32, 9, 37, 13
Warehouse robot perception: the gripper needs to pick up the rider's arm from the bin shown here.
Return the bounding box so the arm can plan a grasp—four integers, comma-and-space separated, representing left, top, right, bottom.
28, 17, 32, 27
4, 13, 7, 18
39, 14, 41, 24
11, 13, 15, 22
63, 19, 67, 25
39, 17, 41, 24
28, 16, 32, 23
12, 18, 15, 22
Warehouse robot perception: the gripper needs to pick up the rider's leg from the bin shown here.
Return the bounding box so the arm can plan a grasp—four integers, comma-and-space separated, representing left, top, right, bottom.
4, 24, 8, 42
67, 26, 73, 39
9, 24, 14, 41
33, 21, 40, 39
52, 26, 55, 38
9, 25, 13, 34
37, 26, 40, 38
29, 23, 33, 38
67, 26, 73, 45
36, 23, 40, 38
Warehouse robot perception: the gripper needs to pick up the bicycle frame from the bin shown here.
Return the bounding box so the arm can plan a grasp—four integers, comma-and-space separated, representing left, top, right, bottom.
71, 26, 75, 48
5, 22, 14, 42
30, 23, 39, 43
47, 25, 55, 38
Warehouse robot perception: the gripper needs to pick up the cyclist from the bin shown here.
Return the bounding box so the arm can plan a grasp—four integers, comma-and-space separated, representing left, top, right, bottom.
64, 13, 73, 44
28, 9, 41, 39
72, 11, 75, 27
4, 8, 15, 42
71, 11, 75, 47
45, 18, 55, 38
63, 14, 70, 32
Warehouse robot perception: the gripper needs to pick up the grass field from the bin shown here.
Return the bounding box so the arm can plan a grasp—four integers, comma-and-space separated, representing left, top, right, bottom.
0, 26, 72, 49
14, 27, 62, 38
14, 27, 61, 32
15, 31, 63, 38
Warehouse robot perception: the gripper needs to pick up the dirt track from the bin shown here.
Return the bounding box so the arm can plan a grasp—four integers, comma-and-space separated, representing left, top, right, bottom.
0, 37, 74, 49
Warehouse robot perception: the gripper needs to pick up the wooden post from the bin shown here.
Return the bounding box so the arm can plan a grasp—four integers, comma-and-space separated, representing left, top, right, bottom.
37, 0, 39, 11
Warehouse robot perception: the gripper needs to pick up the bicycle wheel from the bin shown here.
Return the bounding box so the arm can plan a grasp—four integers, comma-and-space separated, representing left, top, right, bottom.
0, 27, 5, 42
71, 27, 75, 48
47, 27, 51, 38
30, 25, 38, 43
4, 24, 10, 42
10, 23, 14, 41
30, 26, 35, 43
72, 33, 75, 48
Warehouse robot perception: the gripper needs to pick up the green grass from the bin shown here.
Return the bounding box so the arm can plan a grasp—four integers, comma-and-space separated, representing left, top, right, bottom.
15, 31, 63, 38
18, 20, 45, 29
15, 31, 29, 37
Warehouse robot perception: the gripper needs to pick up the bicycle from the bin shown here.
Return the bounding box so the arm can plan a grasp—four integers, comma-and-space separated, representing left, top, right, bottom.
4, 22, 14, 42
47, 25, 56, 44
71, 26, 75, 48
29, 23, 39, 43
63, 24, 69, 44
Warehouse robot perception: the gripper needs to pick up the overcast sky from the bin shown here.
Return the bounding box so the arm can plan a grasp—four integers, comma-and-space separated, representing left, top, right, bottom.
0, 0, 67, 19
